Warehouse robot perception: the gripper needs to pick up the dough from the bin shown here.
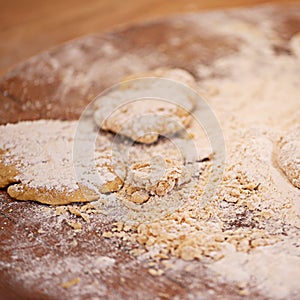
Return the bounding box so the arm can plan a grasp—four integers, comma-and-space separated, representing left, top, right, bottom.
277, 125, 300, 189
124, 158, 189, 203
0, 120, 123, 205
93, 68, 199, 144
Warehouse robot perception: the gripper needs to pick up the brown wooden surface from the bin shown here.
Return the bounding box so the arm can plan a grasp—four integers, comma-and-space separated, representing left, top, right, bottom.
0, 0, 296, 76
1, 2, 300, 300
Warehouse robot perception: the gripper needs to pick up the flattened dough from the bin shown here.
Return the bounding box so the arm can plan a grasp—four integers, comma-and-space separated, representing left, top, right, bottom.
0, 120, 123, 205
93, 68, 199, 144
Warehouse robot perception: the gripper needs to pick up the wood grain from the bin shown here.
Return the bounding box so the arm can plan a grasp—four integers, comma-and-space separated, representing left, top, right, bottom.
0, 0, 294, 76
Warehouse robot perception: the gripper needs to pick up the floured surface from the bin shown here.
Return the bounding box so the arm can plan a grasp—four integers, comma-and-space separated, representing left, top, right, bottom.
1, 3, 300, 300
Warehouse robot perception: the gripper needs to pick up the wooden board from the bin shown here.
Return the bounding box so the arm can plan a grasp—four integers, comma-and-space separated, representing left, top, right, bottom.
1, 4, 300, 299
0, 0, 291, 75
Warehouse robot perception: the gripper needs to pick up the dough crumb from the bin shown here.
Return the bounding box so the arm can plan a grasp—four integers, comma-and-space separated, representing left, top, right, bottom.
61, 277, 80, 288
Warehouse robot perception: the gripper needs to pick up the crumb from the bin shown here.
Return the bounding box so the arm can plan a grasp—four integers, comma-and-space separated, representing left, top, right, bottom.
61, 277, 80, 288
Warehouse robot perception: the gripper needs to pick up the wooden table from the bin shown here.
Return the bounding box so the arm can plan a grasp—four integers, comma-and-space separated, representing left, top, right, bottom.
1, 2, 300, 299
0, 0, 291, 76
